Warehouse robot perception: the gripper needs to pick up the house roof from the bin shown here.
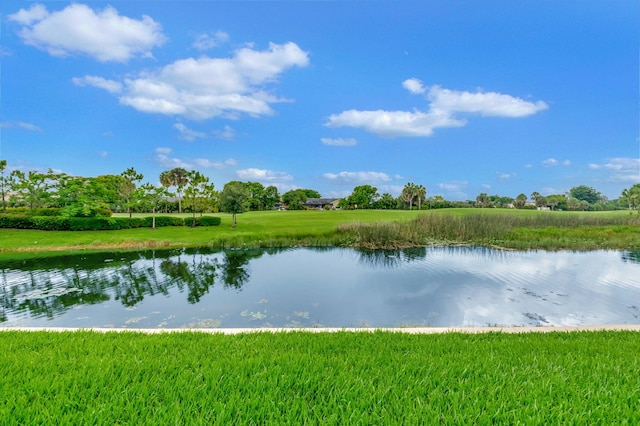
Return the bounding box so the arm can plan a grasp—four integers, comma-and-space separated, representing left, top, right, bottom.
305, 198, 340, 205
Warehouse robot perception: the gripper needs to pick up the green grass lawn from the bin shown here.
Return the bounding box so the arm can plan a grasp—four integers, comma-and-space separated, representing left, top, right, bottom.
0, 210, 422, 254
1, 330, 638, 424
0, 208, 638, 255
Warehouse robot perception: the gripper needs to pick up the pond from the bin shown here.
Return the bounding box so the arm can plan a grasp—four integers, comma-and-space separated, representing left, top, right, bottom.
1, 247, 640, 328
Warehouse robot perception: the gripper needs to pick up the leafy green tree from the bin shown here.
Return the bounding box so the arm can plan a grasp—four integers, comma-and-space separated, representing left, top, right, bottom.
137, 183, 171, 228
514, 193, 528, 209
344, 185, 379, 209
621, 184, 640, 214
56, 175, 111, 217
219, 181, 250, 227
160, 167, 189, 213
183, 171, 215, 226
262, 185, 280, 210
569, 185, 602, 205
476, 193, 490, 208
545, 194, 567, 211
374, 193, 397, 209
0, 160, 7, 211
282, 188, 319, 210
119, 167, 144, 218
9, 169, 58, 211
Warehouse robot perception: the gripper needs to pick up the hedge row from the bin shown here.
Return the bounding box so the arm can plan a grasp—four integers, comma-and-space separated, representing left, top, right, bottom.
0, 215, 221, 231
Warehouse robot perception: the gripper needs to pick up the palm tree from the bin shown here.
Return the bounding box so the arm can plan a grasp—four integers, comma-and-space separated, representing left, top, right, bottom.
416, 184, 427, 210
401, 182, 417, 210
159, 168, 189, 213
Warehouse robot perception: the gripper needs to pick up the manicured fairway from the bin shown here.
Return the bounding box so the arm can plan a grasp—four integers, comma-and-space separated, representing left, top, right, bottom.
1, 330, 638, 424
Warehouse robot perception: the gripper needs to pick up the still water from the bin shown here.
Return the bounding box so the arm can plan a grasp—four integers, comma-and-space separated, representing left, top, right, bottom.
2, 247, 640, 328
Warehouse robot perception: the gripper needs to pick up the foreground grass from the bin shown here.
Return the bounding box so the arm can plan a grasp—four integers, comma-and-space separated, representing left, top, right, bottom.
1, 330, 638, 424
0, 209, 638, 254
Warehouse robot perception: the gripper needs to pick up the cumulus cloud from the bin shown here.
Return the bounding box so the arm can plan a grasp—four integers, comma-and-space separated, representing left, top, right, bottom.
78, 41, 309, 120
541, 158, 571, 168
9, 4, 166, 62
154, 147, 235, 170
326, 109, 465, 138
212, 125, 237, 140
236, 168, 293, 182
322, 171, 392, 185
326, 79, 548, 138
588, 157, 640, 183
174, 123, 207, 141
72, 75, 122, 94
498, 172, 516, 181
320, 137, 357, 146
193, 31, 229, 50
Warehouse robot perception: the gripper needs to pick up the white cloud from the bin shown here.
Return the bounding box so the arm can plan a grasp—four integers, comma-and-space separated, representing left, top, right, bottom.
438, 181, 468, 192
154, 147, 235, 170
588, 157, 640, 183
212, 125, 237, 140
322, 171, 392, 185
236, 168, 293, 182
541, 158, 571, 168
326, 109, 465, 138
72, 75, 122, 94
320, 137, 357, 146
326, 80, 547, 138
1, 121, 43, 132
402, 78, 426, 95
428, 85, 548, 118
498, 172, 516, 181
174, 123, 207, 141
97, 150, 108, 158
9, 4, 166, 62
154, 147, 191, 169
83, 41, 310, 120
193, 31, 229, 50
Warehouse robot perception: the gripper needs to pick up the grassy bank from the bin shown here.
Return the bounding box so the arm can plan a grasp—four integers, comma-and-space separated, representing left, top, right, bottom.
1, 330, 638, 424
339, 209, 640, 250
0, 209, 638, 254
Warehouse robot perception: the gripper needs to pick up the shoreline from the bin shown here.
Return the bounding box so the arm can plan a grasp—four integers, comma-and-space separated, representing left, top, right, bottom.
3, 324, 640, 334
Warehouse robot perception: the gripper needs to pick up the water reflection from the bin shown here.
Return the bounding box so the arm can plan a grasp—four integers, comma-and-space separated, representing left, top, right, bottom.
1, 247, 640, 328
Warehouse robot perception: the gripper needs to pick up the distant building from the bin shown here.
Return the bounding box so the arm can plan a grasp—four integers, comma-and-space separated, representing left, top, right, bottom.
304, 198, 341, 210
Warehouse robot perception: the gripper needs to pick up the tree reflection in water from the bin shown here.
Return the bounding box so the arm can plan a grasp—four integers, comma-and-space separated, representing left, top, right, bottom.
0, 248, 274, 320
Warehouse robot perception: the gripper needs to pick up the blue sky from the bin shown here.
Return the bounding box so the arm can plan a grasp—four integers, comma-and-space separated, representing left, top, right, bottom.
1, 1, 638, 200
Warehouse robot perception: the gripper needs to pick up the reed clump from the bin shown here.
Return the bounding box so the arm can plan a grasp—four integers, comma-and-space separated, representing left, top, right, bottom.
338, 212, 640, 249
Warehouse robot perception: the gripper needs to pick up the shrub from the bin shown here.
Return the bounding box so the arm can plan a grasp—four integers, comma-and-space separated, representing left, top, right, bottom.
142, 216, 185, 228
0, 215, 34, 229
30, 216, 71, 231
194, 216, 221, 226
31, 208, 63, 217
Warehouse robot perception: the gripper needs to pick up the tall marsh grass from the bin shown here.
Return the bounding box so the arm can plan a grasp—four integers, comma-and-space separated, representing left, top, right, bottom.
339, 212, 640, 249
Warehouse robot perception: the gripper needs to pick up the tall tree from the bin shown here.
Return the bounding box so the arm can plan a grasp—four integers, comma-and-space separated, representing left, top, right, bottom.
345, 185, 379, 209
514, 193, 528, 209
282, 188, 319, 210
475, 193, 490, 208
219, 181, 250, 227
0, 160, 7, 211
416, 184, 427, 210
159, 167, 188, 213
530, 192, 547, 209
569, 185, 602, 205
137, 183, 171, 228
401, 182, 418, 210
183, 171, 215, 226
9, 169, 58, 211
119, 167, 144, 218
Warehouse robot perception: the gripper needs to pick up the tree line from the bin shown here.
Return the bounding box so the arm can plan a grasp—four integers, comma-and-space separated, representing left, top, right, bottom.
1, 161, 638, 220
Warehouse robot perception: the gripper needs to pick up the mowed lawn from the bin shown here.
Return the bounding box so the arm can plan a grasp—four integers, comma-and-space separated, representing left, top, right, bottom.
0, 210, 423, 254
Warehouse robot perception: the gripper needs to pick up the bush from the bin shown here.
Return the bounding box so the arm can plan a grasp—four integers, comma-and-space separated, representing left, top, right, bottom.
0, 215, 34, 229
30, 216, 70, 231
142, 216, 185, 228
193, 216, 222, 227
31, 208, 63, 217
